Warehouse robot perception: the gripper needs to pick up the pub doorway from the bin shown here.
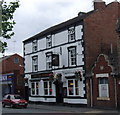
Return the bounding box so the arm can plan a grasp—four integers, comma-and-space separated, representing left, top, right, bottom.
117, 79, 120, 109
54, 80, 63, 104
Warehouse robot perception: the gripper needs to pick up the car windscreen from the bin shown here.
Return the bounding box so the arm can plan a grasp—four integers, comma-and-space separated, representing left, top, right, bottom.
11, 95, 23, 99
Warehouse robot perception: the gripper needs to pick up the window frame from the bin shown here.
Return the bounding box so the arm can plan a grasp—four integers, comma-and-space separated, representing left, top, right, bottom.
32, 39, 38, 52
46, 35, 52, 48
68, 27, 75, 42
13, 57, 19, 64
68, 46, 76, 66
98, 77, 109, 98
32, 56, 38, 72
43, 81, 52, 96
46, 52, 52, 70
67, 79, 79, 96
31, 82, 39, 96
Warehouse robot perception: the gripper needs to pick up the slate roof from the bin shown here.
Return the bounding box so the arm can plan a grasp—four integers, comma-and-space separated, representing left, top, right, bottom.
0, 55, 11, 62
0, 53, 23, 62
23, 11, 94, 43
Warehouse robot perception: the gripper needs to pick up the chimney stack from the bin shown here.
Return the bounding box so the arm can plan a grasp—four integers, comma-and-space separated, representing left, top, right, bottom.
93, 0, 106, 10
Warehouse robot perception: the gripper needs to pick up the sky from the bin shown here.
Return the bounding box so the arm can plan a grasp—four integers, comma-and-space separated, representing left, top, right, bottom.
3, 0, 118, 57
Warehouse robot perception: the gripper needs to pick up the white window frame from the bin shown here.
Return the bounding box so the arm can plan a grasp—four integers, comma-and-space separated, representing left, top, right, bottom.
43, 81, 52, 96
32, 56, 38, 72
68, 47, 76, 66
67, 79, 79, 96
31, 82, 39, 96
32, 39, 37, 52
68, 27, 75, 42
98, 77, 109, 98
46, 35, 52, 48
46, 53, 52, 70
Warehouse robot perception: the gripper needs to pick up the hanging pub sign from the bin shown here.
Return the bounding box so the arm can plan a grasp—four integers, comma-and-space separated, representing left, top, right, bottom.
52, 54, 59, 66
74, 71, 82, 81
53, 73, 62, 84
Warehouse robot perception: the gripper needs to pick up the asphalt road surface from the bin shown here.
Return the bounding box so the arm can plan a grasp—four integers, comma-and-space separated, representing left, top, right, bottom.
2, 103, 120, 114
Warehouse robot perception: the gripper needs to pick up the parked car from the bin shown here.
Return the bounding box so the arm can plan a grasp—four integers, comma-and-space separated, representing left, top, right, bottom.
2, 94, 28, 108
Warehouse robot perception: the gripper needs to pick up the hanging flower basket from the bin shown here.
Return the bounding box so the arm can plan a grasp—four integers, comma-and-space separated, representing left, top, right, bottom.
49, 73, 54, 81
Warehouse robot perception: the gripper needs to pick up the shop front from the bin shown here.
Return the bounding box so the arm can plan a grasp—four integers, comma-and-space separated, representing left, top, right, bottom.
28, 68, 87, 106
59, 68, 87, 105
1, 73, 14, 97
29, 72, 56, 103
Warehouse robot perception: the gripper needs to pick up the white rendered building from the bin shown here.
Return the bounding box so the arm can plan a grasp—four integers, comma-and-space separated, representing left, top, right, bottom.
23, 13, 87, 105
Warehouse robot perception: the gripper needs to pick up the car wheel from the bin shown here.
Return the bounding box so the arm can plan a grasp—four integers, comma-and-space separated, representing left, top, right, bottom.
10, 104, 14, 108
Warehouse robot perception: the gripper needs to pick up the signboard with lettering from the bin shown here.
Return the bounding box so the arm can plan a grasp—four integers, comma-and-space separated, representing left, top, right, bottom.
0, 73, 14, 82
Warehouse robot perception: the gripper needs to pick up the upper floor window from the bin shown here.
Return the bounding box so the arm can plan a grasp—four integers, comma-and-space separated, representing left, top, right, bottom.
68, 27, 75, 42
98, 77, 109, 98
32, 39, 37, 52
46, 52, 52, 70
67, 79, 79, 96
44, 81, 52, 96
13, 57, 19, 64
68, 46, 76, 66
46, 35, 52, 48
32, 56, 38, 72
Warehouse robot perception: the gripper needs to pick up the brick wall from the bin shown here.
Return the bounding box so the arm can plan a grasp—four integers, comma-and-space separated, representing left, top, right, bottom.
92, 55, 115, 108
1, 54, 24, 74
0, 54, 25, 97
84, 1, 120, 108
84, 2, 120, 76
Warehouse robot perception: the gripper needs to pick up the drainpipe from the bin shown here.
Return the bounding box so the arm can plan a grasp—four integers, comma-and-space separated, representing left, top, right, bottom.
90, 78, 93, 107
114, 77, 117, 108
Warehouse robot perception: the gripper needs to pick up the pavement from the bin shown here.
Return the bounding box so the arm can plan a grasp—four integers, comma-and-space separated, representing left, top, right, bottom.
28, 103, 120, 114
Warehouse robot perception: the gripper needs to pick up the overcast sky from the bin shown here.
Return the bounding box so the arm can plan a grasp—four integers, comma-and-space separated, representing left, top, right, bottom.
3, 0, 117, 57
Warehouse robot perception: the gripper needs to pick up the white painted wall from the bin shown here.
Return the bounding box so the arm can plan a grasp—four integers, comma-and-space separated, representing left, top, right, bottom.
38, 37, 46, 50
24, 24, 86, 104
64, 98, 87, 104
52, 30, 68, 46
75, 25, 83, 40
24, 42, 32, 55
24, 55, 32, 73
29, 97, 56, 102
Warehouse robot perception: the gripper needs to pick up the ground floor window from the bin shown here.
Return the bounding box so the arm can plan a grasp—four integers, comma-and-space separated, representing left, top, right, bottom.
31, 82, 39, 96
44, 81, 52, 96
98, 77, 109, 98
67, 79, 79, 96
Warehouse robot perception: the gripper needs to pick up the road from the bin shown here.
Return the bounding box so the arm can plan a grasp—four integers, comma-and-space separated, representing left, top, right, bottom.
2, 103, 120, 114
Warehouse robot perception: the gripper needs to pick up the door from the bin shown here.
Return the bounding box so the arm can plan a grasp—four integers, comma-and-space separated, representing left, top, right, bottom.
117, 80, 120, 109
55, 80, 63, 103
25, 86, 29, 101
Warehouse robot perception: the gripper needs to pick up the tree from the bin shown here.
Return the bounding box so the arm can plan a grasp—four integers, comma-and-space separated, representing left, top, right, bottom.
0, 0, 19, 53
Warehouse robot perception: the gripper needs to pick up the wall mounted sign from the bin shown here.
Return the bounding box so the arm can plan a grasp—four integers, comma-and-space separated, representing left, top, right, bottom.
0, 73, 14, 81
96, 73, 109, 78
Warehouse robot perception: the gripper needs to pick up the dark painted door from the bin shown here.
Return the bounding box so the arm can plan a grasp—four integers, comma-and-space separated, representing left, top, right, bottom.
55, 80, 63, 103
117, 80, 120, 109
25, 86, 29, 101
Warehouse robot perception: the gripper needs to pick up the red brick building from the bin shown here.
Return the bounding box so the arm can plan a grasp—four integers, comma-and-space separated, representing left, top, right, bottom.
84, 0, 120, 109
0, 53, 25, 98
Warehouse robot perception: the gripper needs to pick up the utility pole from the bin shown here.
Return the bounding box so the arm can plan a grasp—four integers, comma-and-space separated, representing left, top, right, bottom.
0, 1, 3, 113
